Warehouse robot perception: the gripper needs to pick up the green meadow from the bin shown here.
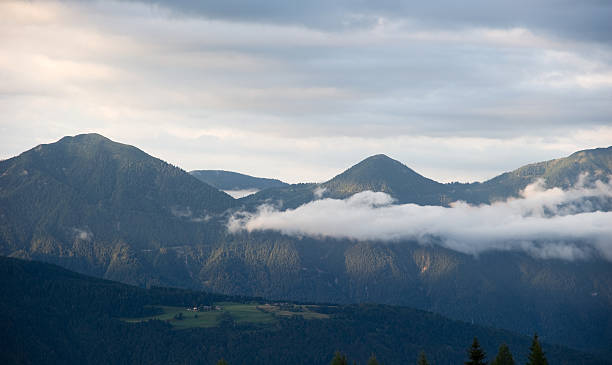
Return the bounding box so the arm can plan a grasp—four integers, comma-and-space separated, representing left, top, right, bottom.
122, 302, 329, 329
122, 302, 275, 329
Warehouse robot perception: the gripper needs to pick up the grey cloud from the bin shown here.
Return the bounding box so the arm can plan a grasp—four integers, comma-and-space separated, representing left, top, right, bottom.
2, 0, 611, 184
228, 179, 612, 261
123, 0, 612, 43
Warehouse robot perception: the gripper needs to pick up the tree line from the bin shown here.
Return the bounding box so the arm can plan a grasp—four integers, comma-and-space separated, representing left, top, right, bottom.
215, 333, 549, 365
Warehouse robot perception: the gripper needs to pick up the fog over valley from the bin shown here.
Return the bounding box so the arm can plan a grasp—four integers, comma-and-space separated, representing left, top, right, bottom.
229, 178, 612, 261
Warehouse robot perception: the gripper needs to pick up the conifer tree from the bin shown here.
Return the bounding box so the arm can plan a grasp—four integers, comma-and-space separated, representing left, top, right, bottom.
417, 350, 429, 365
465, 337, 487, 365
367, 354, 379, 365
491, 343, 515, 365
331, 351, 348, 365
526, 334, 548, 365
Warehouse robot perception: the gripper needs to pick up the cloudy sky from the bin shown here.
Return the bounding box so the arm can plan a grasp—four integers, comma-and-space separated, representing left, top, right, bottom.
1, 0, 611, 183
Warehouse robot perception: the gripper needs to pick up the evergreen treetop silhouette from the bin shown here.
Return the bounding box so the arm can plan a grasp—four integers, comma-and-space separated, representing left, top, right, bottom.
465, 337, 487, 365
417, 350, 430, 365
491, 343, 515, 365
526, 334, 548, 365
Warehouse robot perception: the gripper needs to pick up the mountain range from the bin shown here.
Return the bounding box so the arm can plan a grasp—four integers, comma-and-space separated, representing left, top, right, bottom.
1, 133, 611, 357
240, 147, 612, 209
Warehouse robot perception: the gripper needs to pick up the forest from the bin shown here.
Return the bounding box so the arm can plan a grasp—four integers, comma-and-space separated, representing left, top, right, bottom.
1, 256, 605, 365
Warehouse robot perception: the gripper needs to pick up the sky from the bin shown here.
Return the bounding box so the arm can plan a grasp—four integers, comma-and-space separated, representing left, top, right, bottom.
1, 0, 611, 183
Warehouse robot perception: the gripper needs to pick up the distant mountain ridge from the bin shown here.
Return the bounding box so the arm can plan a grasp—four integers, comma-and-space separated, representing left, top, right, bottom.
241, 147, 612, 208
451, 146, 612, 203
190, 170, 288, 191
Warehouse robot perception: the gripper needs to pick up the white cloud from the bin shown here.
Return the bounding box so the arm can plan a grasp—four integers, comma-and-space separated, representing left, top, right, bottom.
313, 186, 327, 199
228, 179, 612, 261
223, 189, 259, 199
73, 228, 93, 241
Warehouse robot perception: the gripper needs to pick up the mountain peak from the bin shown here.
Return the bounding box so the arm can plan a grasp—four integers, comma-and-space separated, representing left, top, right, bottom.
0, 134, 236, 252
364, 153, 392, 160
56, 132, 113, 145
332, 154, 420, 180
322, 154, 445, 204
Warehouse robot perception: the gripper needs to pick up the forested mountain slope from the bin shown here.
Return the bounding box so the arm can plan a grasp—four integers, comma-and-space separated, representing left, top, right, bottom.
1, 256, 606, 365
241, 147, 612, 208
451, 146, 612, 203
190, 170, 288, 191
0, 133, 236, 283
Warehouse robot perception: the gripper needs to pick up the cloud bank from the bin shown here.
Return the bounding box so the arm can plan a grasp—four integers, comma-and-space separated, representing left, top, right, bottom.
228, 179, 612, 261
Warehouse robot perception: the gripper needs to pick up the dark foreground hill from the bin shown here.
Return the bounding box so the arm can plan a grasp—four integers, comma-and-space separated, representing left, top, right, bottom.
190, 170, 288, 191
0, 256, 606, 365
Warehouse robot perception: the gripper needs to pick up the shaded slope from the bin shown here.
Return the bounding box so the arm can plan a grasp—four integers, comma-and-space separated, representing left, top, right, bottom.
190, 170, 288, 191
240, 154, 448, 209
452, 146, 612, 203
321, 154, 448, 204
239, 183, 318, 210
195, 234, 612, 356
0, 133, 236, 283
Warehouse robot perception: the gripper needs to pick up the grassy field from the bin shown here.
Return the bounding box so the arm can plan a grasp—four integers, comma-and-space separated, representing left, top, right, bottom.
257, 304, 330, 319
216, 302, 276, 324
122, 302, 329, 329
122, 302, 276, 329
122, 305, 222, 328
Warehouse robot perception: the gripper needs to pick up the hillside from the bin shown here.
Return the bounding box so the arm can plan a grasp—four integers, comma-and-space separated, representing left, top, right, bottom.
451, 146, 612, 203
0, 133, 236, 284
193, 234, 612, 356
242, 147, 612, 208
321, 154, 448, 204
190, 170, 288, 191
239, 154, 448, 209
1, 256, 606, 365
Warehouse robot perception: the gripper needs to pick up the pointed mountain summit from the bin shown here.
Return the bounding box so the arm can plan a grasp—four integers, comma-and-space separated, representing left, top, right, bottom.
321, 154, 447, 204
0, 133, 236, 278
240, 154, 449, 208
